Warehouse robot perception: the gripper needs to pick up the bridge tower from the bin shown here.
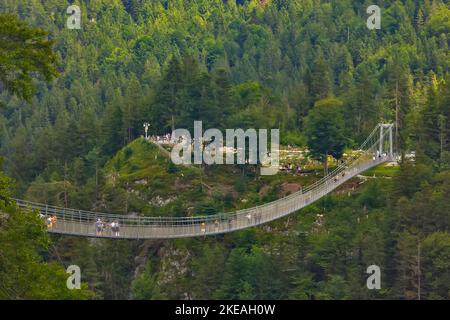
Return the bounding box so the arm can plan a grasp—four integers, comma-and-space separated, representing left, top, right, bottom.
379, 123, 394, 159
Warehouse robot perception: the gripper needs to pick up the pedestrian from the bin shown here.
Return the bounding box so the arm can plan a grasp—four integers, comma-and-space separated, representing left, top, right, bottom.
46, 215, 53, 229
116, 221, 120, 236
201, 222, 206, 234
111, 220, 120, 237
95, 218, 103, 236
110, 221, 116, 236
214, 220, 219, 233
51, 215, 57, 228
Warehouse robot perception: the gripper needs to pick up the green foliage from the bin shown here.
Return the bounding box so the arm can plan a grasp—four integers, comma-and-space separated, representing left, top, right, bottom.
132, 262, 165, 300
422, 232, 450, 299
416, 75, 450, 168
427, 5, 450, 36
289, 273, 317, 300
280, 131, 306, 147
305, 98, 346, 173
0, 170, 92, 299
166, 160, 178, 174
0, 14, 57, 102
234, 176, 247, 193
393, 161, 433, 198
189, 244, 226, 299
216, 246, 286, 299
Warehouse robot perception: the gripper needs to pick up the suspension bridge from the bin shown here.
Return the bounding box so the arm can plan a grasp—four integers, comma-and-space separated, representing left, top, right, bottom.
14, 124, 395, 239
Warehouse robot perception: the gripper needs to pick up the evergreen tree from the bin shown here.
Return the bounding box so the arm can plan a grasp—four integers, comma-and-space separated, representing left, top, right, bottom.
0, 14, 57, 102
305, 98, 347, 174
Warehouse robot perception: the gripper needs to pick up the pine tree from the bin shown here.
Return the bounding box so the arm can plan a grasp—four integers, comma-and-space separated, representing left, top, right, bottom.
305, 98, 346, 174
386, 50, 413, 157
0, 14, 57, 103
151, 56, 185, 133
101, 98, 124, 156
308, 51, 333, 103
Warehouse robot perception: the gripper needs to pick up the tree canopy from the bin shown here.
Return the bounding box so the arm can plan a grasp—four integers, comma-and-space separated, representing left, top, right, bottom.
0, 14, 57, 102
305, 98, 346, 173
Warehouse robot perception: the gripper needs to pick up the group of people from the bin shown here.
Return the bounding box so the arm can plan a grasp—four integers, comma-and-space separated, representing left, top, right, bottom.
373, 150, 388, 161
200, 219, 221, 235
95, 218, 120, 237
149, 133, 172, 144
246, 212, 263, 224
41, 214, 57, 229
333, 170, 347, 183
199, 212, 264, 235
150, 134, 199, 147
40, 213, 121, 236
280, 163, 302, 174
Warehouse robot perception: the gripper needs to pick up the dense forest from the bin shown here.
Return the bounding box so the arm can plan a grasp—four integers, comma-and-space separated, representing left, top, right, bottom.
0, 0, 449, 299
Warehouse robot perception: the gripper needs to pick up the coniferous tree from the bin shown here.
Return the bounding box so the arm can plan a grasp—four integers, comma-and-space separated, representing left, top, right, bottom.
305, 98, 347, 174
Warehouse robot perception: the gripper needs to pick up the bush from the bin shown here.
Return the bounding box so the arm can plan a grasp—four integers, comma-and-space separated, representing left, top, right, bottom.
234, 176, 247, 193
281, 131, 306, 147
123, 147, 133, 160
166, 161, 178, 173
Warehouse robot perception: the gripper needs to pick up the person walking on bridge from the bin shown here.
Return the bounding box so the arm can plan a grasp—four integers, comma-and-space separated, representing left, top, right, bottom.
51, 215, 57, 228
201, 222, 206, 235
95, 218, 104, 236
46, 215, 53, 229
214, 220, 219, 233
111, 220, 120, 237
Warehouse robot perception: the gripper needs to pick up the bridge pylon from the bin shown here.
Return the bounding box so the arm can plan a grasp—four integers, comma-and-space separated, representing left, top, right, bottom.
379, 123, 394, 160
